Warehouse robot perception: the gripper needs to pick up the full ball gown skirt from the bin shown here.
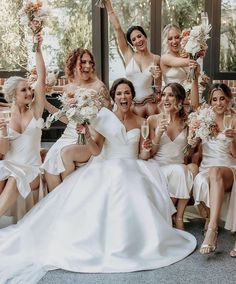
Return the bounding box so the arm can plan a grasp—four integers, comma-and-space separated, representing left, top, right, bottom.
193, 133, 236, 232
0, 108, 196, 283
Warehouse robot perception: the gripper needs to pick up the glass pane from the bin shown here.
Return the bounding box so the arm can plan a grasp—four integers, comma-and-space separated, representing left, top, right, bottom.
108, 0, 151, 86
219, 0, 236, 72
0, 0, 92, 72
162, 0, 205, 31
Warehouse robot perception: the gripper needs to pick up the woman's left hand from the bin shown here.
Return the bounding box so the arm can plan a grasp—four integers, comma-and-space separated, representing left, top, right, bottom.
142, 138, 152, 151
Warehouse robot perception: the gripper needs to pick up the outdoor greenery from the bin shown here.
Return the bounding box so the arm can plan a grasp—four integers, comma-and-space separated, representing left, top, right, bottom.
0, 0, 235, 73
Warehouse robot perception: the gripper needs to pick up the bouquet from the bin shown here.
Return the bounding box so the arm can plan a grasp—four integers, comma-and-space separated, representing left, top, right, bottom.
181, 24, 211, 82
19, 0, 49, 52
183, 105, 219, 155
95, 0, 106, 8
45, 87, 107, 144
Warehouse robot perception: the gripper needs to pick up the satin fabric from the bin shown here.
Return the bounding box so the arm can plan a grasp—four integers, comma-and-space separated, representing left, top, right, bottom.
193, 133, 236, 232
151, 128, 193, 199
0, 108, 196, 283
125, 57, 154, 101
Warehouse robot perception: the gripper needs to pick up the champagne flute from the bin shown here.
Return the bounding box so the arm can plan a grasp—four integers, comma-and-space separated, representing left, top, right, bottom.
141, 120, 149, 140
223, 110, 232, 130
201, 12, 209, 27
149, 65, 159, 90
0, 109, 11, 138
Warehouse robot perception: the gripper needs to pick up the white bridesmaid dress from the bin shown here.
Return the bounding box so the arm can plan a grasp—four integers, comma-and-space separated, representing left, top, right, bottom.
0, 108, 196, 283
0, 117, 45, 219
193, 133, 236, 232
151, 128, 193, 199
125, 57, 154, 101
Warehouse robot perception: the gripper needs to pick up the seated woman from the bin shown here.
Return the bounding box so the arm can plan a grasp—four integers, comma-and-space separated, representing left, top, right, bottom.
41, 48, 112, 191
148, 82, 199, 230
103, 0, 161, 117
0, 78, 196, 282
0, 34, 46, 218
193, 83, 236, 255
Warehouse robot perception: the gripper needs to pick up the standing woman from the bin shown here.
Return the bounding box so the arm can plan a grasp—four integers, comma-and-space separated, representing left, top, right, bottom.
0, 34, 46, 217
103, 0, 161, 117
148, 82, 198, 230
192, 83, 236, 255
41, 48, 112, 191
161, 24, 199, 110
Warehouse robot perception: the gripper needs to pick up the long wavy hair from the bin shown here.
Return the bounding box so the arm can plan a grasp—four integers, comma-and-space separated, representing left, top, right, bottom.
64, 48, 95, 81
162, 82, 187, 121
161, 24, 181, 54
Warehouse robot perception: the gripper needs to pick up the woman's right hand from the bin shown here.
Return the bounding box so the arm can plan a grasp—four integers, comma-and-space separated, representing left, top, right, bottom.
76, 123, 92, 141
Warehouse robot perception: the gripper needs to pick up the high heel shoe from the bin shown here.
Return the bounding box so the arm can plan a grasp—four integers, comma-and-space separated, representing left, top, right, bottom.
199, 227, 218, 255
230, 243, 236, 258
202, 217, 210, 236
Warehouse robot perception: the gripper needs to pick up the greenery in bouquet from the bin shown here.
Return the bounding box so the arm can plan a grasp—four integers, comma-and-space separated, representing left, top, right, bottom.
183, 105, 219, 155
18, 0, 49, 52
45, 88, 107, 144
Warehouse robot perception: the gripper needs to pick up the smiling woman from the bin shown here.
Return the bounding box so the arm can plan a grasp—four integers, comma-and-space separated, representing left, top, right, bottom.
41, 48, 112, 192
103, 0, 161, 118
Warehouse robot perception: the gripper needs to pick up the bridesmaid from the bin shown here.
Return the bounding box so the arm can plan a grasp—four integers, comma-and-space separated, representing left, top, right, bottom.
103, 0, 161, 117
41, 48, 112, 191
148, 82, 199, 230
0, 33, 46, 217
192, 83, 236, 254
161, 24, 199, 111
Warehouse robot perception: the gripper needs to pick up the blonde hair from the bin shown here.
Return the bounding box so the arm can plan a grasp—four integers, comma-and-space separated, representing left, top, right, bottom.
2, 76, 27, 103
161, 24, 181, 54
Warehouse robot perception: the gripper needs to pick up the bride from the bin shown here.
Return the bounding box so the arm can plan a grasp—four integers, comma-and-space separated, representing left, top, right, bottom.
0, 78, 196, 283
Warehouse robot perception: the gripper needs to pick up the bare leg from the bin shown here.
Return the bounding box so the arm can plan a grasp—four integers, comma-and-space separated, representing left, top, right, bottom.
200, 167, 233, 254
61, 144, 92, 180
175, 198, 189, 230
0, 180, 6, 194
44, 172, 62, 192
0, 177, 19, 217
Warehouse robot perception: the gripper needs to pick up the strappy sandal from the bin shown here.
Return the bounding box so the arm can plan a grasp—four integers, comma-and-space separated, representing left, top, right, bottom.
199, 227, 218, 255
202, 218, 210, 236
230, 243, 236, 258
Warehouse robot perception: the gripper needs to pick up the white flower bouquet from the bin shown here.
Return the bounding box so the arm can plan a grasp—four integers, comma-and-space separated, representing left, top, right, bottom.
19, 0, 49, 52
183, 105, 219, 155
181, 24, 211, 82
45, 87, 107, 144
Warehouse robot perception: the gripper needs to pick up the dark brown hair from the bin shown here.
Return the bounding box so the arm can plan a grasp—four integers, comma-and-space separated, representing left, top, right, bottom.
126, 26, 147, 46
110, 78, 136, 100
162, 82, 186, 120
64, 48, 95, 80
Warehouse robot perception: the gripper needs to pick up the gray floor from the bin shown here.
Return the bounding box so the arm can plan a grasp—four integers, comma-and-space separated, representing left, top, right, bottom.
38, 218, 236, 284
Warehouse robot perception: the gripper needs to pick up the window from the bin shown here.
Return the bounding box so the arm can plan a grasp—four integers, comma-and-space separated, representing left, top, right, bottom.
0, 0, 92, 75
219, 0, 236, 72
108, 0, 151, 86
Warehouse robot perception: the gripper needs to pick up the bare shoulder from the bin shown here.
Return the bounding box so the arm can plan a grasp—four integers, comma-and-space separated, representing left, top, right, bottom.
152, 53, 161, 64
147, 114, 159, 126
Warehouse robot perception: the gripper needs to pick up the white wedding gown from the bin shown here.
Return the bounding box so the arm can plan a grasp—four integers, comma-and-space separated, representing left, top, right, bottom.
0, 108, 196, 283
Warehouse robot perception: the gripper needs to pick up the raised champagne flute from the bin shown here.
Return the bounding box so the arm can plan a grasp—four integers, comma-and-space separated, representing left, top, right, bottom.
223, 110, 232, 130
149, 65, 159, 91
0, 108, 11, 138
201, 12, 209, 27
